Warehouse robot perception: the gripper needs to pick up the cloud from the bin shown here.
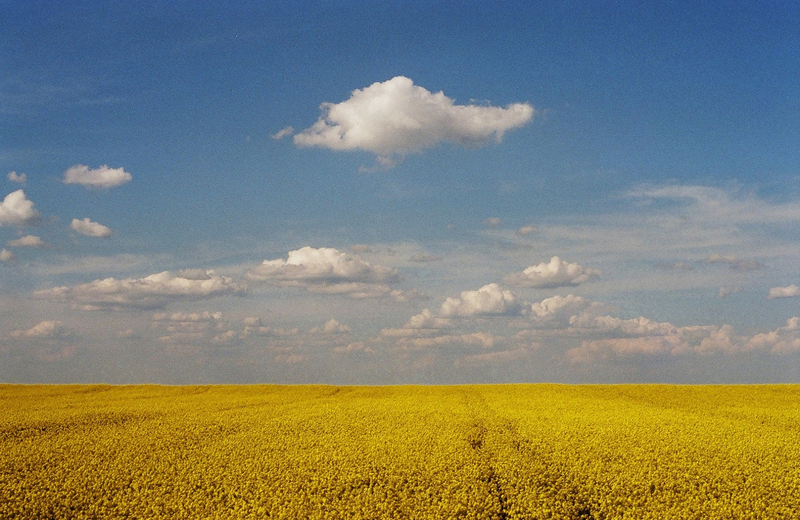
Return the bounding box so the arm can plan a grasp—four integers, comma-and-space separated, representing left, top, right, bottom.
246, 246, 401, 298
35, 270, 245, 310
62, 164, 132, 188
394, 332, 496, 351
515, 226, 537, 236
10, 320, 72, 339
310, 319, 352, 335
657, 262, 695, 271
628, 185, 800, 224
7, 171, 26, 184
271, 126, 294, 140
293, 76, 533, 164
151, 311, 235, 345
567, 336, 684, 363
440, 283, 527, 317
748, 318, 800, 354
70, 218, 113, 238
7, 235, 45, 247
704, 254, 763, 271
0, 248, 16, 262
409, 253, 441, 263
768, 285, 800, 299
503, 256, 601, 288
529, 294, 592, 328
0, 190, 41, 226
718, 287, 742, 298
485, 217, 502, 227
456, 347, 532, 367
380, 308, 453, 337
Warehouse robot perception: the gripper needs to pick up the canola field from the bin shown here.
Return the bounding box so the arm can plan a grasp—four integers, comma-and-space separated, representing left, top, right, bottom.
1, 384, 799, 519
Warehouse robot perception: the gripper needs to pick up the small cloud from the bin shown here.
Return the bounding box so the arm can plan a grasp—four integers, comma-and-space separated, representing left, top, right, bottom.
657, 262, 695, 271
409, 253, 441, 263
10, 320, 72, 339
0, 248, 16, 262
485, 217, 502, 227
310, 319, 352, 335
705, 254, 763, 271
7, 235, 45, 247
0, 190, 41, 226
705, 254, 738, 264
70, 218, 113, 238
7, 171, 26, 184
334, 342, 376, 354
246, 246, 401, 299
515, 226, 537, 236
350, 244, 373, 253
718, 287, 742, 298
730, 260, 764, 272
504, 256, 600, 288
271, 126, 295, 140
768, 284, 800, 300
293, 76, 533, 167
62, 164, 132, 189
440, 283, 527, 318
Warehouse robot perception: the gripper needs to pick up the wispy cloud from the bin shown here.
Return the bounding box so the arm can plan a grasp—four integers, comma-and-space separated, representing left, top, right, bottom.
35, 270, 246, 310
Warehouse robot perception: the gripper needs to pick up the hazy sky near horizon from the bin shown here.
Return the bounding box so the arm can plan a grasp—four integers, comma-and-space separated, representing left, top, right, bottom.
2, 1, 800, 384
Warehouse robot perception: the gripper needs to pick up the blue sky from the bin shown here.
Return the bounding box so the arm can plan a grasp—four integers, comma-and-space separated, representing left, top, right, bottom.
2, 1, 799, 384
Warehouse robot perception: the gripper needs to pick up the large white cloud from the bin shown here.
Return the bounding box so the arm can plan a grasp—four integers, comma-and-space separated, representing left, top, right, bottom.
246, 246, 401, 298
35, 270, 245, 310
62, 164, 132, 188
439, 283, 526, 317
504, 256, 600, 288
293, 76, 533, 163
0, 190, 41, 226
70, 218, 113, 238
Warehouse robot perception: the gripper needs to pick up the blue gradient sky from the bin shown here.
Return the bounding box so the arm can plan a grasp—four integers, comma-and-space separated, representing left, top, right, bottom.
2, 1, 799, 384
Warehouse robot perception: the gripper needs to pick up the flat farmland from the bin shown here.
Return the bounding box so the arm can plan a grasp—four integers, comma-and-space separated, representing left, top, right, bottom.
2, 384, 799, 519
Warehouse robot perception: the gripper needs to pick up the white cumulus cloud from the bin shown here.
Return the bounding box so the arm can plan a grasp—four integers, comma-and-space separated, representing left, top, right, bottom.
10, 320, 72, 339
0, 190, 41, 226
70, 218, 113, 238
748, 317, 800, 354
246, 246, 401, 298
7, 235, 45, 247
504, 256, 601, 288
440, 283, 526, 318
768, 285, 800, 300
35, 270, 245, 310
62, 164, 132, 188
0, 248, 16, 262
7, 171, 26, 184
310, 319, 352, 335
293, 76, 533, 164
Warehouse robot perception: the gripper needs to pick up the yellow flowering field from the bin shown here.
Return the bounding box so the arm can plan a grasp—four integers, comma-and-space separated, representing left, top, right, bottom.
1, 384, 799, 519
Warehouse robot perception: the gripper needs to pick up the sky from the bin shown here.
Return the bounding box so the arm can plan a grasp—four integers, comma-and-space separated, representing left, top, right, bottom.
2, 1, 799, 384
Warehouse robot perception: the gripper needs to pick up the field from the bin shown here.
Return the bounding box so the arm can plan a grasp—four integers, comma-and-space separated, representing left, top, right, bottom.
1, 384, 799, 519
